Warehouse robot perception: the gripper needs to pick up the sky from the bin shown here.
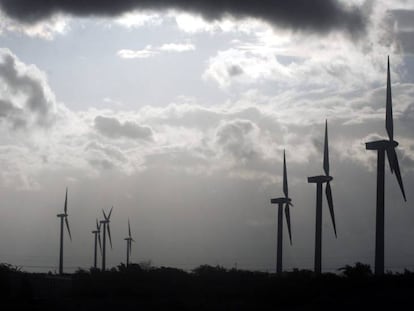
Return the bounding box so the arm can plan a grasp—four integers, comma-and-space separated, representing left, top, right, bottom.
0, 0, 413, 273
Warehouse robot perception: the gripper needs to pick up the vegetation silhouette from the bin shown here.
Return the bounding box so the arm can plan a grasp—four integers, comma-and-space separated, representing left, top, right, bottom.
338, 262, 373, 278
1, 262, 414, 309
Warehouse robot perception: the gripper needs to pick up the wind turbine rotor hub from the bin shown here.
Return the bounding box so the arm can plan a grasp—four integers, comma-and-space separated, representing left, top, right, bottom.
366, 139, 398, 150
271, 197, 290, 204
307, 175, 333, 183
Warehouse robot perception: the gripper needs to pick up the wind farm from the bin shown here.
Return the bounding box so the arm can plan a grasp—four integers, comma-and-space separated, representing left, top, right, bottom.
0, 0, 413, 308
0, 49, 410, 309
1, 56, 408, 276
25, 56, 407, 277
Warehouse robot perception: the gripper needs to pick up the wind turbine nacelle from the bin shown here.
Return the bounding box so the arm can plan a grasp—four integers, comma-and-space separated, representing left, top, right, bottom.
307, 175, 333, 183
366, 139, 398, 150
271, 197, 291, 204
57, 213, 67, 217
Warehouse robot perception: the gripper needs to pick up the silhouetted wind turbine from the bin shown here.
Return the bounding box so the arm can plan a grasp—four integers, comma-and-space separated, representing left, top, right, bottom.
307, 121, 337, 274
92, 219, 102, 269
100, 207, 113, 271
366, 56, 406, 276
270, 150, 293, 274
57, 187, 72, 275
124, 219, 135, 267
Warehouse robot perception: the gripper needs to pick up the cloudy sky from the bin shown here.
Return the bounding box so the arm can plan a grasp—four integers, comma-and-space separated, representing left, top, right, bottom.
0, 0, 413, 273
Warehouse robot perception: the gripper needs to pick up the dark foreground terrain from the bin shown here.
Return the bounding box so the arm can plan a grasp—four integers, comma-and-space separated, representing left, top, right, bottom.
1, 262, 414, 310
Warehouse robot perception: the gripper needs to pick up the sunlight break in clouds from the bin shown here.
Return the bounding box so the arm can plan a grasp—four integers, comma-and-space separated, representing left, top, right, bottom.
117, 43, 196, 59
115, 11, 163, 28
117, 47, 159, 59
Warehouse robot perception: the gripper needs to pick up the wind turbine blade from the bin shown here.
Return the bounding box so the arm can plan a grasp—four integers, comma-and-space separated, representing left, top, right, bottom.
64, 187, 68, 214
389, 147, 407, 201
386, 56, 394, 141
325, 182, 337, 238
108, 206, 113, 219
323, 120, 330, 176
129, 240, 132, 256
102, 209, 107, 220
107, 223, 113, 249
98, 233, 102, 255
128, 219, 131, 238
65, 217, 72, 241
386, 148, 394, 174
96, 219, 100, 230
283, 150, 288, 198
284, 204, 292, 245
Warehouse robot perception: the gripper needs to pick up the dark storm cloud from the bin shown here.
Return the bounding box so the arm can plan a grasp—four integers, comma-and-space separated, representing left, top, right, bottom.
94, 115, 153, 140
0, 0, 366, 35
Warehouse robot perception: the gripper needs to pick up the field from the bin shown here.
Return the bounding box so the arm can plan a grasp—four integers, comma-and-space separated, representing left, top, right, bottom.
1, 263, 414, 310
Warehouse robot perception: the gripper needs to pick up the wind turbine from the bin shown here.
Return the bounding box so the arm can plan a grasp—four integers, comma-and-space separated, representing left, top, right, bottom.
92, 219, 102, 269
57, 187, 72, 275
270, 150, 293, 274
307, 120, 337, 274
365, 56, 406, 275
124, 219, 135, 267
100, 207, 113, 271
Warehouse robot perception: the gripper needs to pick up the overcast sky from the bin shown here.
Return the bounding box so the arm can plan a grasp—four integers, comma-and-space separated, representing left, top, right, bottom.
0, 0, 414, 273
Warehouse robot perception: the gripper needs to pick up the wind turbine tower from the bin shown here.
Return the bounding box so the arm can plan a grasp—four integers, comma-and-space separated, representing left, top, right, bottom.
57, 187, 72, 275
125, 219, 135, 267
365, 56, 406, 275
270, 150, 293, 274
92, 219, 102, 269
100, 207, 113, 271
307, 121, 337, 274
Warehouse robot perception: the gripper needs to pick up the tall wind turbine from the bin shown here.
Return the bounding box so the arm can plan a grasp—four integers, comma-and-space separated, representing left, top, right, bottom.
270, 150, 293, 274
366, 56, 406, 275
100, 207, 113, 271
57, 187, 72, 275
92, 219, 102, 269
124, 219, 135, 267
307, 121, 337, 274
